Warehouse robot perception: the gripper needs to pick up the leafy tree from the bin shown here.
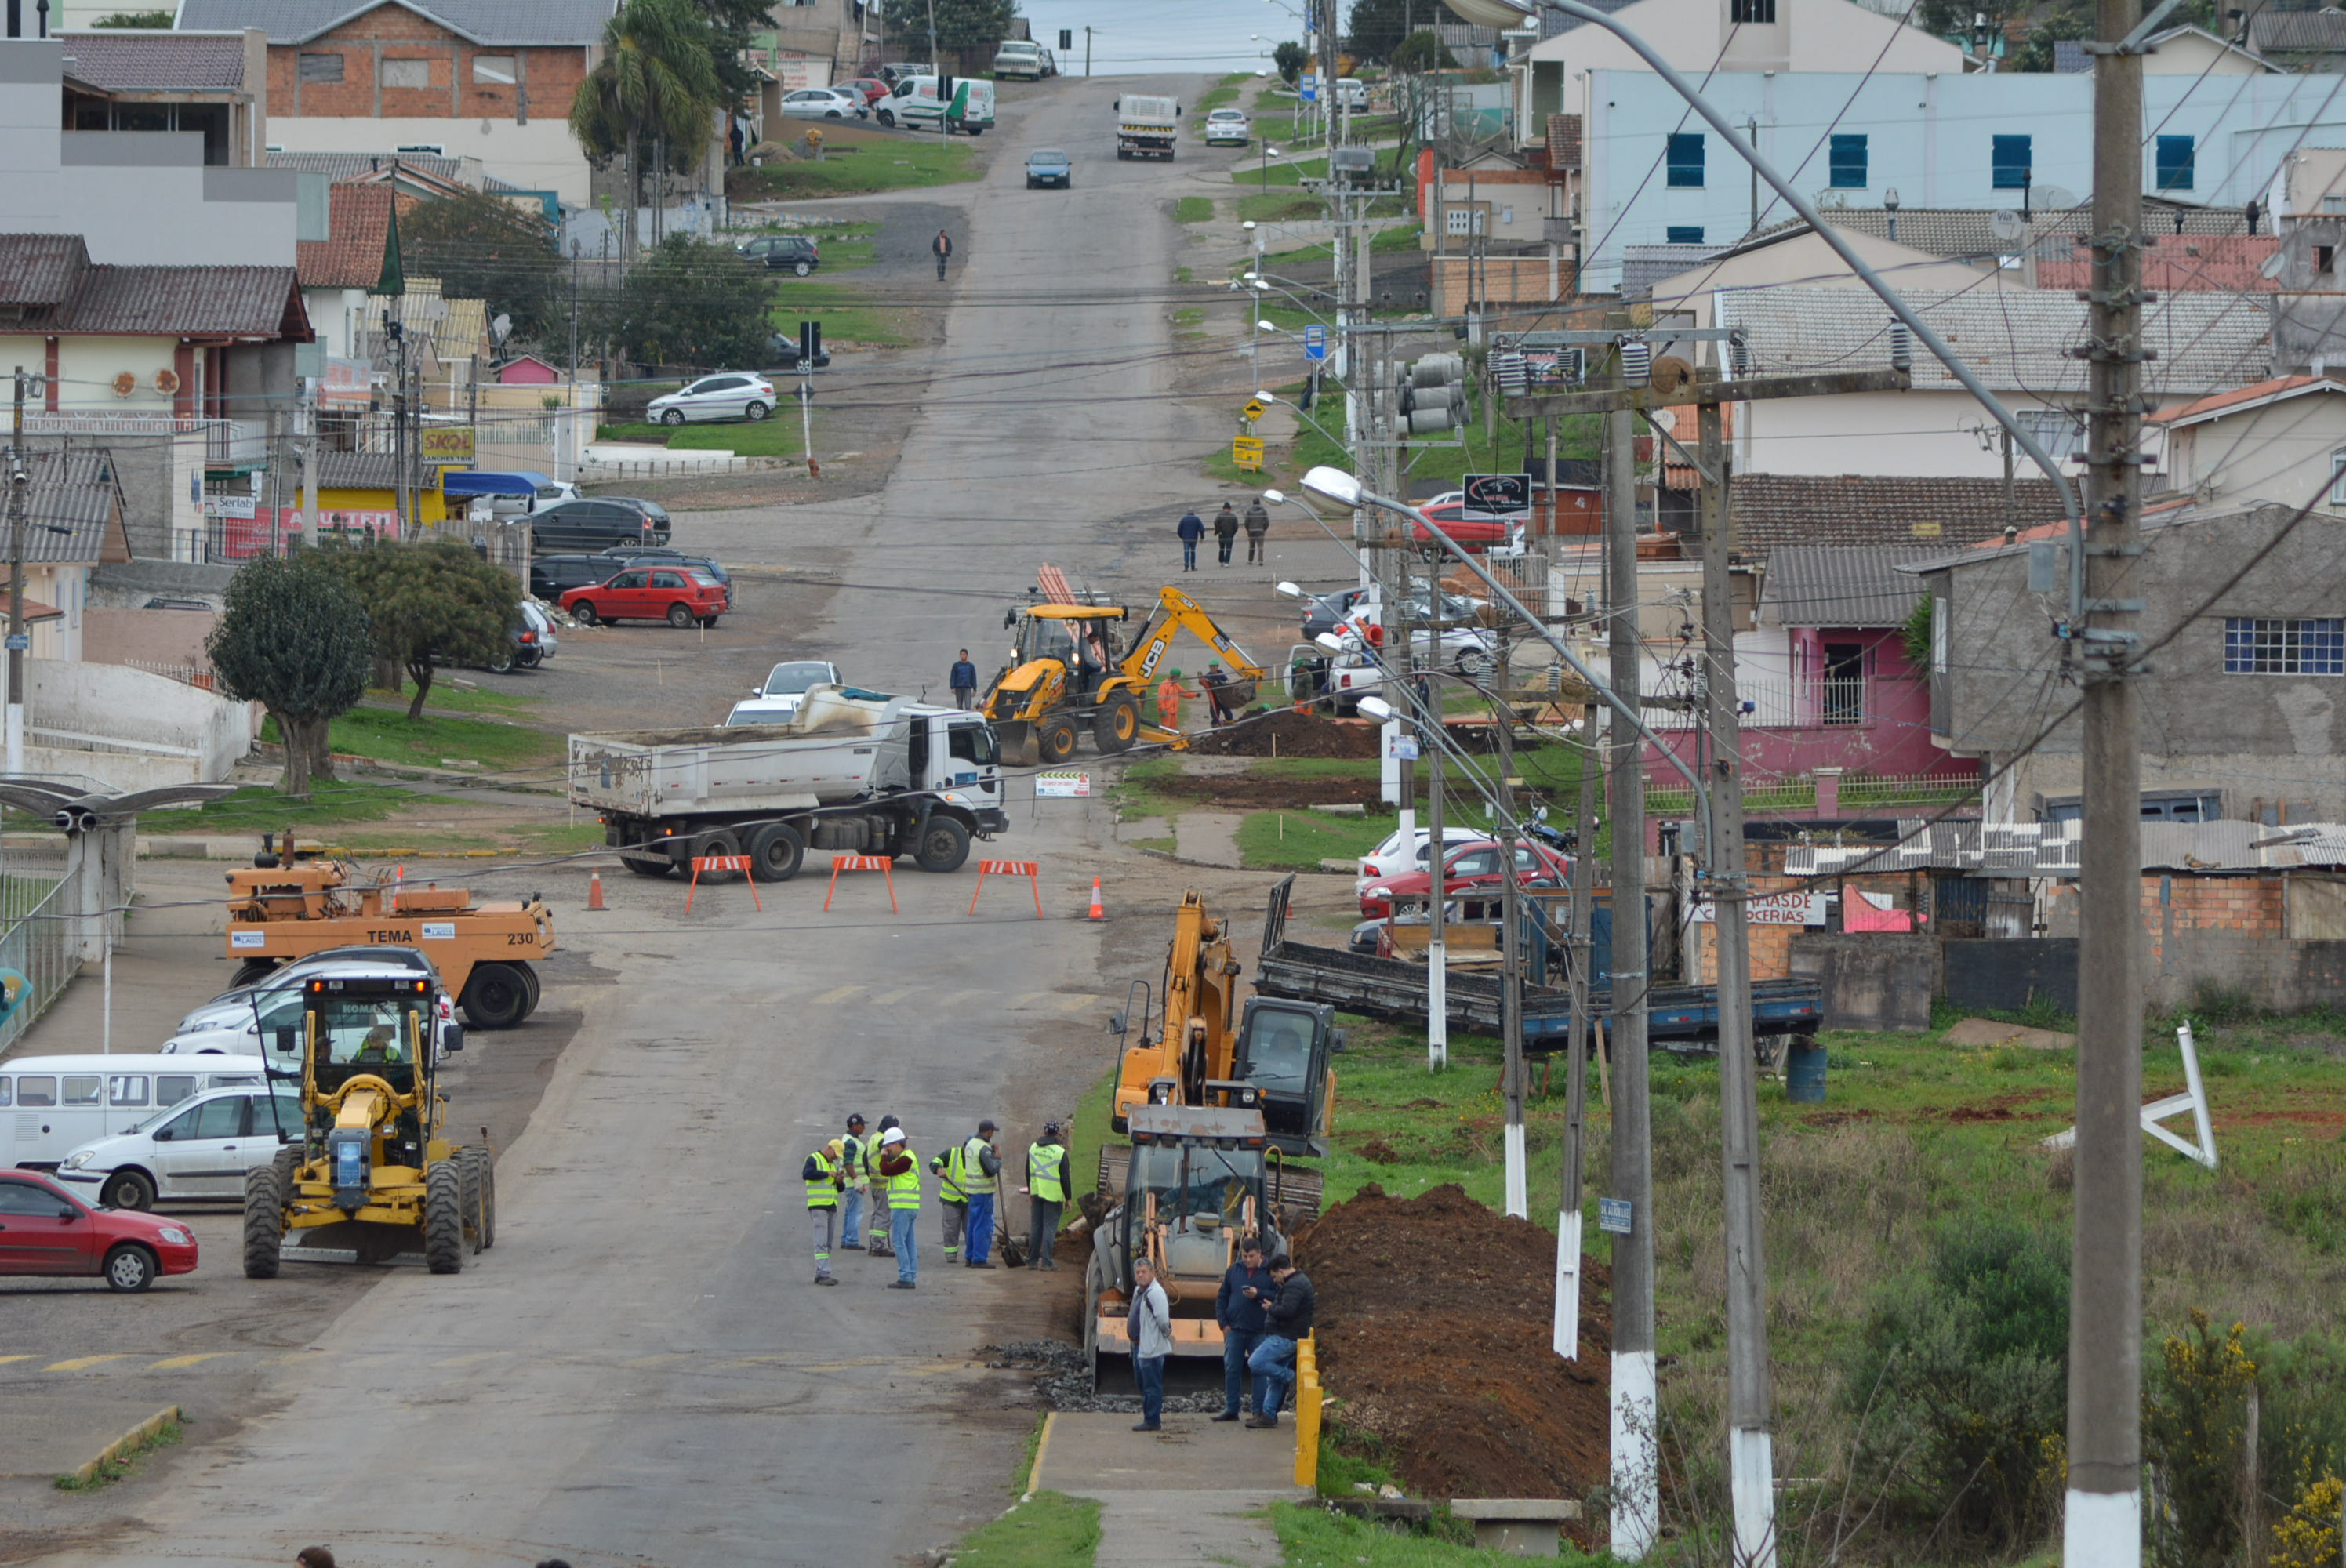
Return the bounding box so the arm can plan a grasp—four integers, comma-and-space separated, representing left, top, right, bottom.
689, 0, 776, 108
1389, 27, 1457, 73
91, 9, 175, 24
395, 189, 562, 347
1345, 0, 1417, 64
205, 553, 372, 800
2009, 11, 2091, 70
570, 0, 725, 195
1273, 40, 1309, 82
591, 234, 773, 371
878, 0, 1017, 53
333, 540, 519, 720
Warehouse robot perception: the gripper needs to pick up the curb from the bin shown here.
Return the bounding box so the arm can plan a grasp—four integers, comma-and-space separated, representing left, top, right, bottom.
67, 1405, 178, 1486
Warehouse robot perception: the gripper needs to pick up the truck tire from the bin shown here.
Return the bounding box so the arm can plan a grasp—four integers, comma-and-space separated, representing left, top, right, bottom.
479, 1155, 497, 1249
232, 957, 278, 988
695, 829, 744, 882
243, 1163, 283, 1279
913, 816, 971, 873
1094, 695, 1140, 753
747, 821, 805, 882
424, 1160, 464, 1275
272, 1145, 300, 1193
622, 852, 674, 878
460, 963, 531, 1029
516, 963, 542, 1018
1037, 714, 1080, 764
458, 1147, 483, 1254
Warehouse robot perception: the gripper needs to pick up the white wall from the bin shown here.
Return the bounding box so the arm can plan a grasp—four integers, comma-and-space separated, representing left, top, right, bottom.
1648, 231, 1988, 321
2166, 395, 2346, 511
24, 660, 258, 789
267, 115, 592, 203
61, 140, 300, 266
0, 43, 64, 229
1738, 387, 2089, 477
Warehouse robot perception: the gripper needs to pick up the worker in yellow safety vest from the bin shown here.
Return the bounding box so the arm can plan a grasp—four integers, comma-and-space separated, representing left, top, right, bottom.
1023, 1122, 1070, 1271
876, 1127, 921, 1287
802, 1138, 845, 1285
865, 1113, 899, 1256
838, 1113, 870, 1256
932, 1119, 1002, 1269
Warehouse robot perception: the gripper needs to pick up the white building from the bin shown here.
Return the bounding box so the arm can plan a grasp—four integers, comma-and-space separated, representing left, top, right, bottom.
2149, 376, 2346, 514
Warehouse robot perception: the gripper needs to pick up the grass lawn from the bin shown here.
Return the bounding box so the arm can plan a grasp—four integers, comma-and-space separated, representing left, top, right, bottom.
1270, 1500, 1614, 1565
264, 707, 561, 774
725, 137, 979, 201
950, 1490, 1100, 1568
161, 782, 423, 831
1237, 808, 1392, 870
769, 278, 914, 348
1175, 195, 1216, 223
599, 416, 812, 459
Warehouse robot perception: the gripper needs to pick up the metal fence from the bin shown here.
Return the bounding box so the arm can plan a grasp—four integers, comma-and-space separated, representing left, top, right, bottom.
0, 858, 80, 1056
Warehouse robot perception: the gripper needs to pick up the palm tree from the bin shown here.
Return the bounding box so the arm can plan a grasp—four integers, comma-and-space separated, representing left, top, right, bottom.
570, 0, 724, 260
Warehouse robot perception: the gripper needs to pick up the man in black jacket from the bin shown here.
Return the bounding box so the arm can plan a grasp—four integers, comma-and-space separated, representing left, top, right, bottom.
1212, 502, 1240, 565
1244, 1253, 1315, 1428
1212, 1236, 1273, 1422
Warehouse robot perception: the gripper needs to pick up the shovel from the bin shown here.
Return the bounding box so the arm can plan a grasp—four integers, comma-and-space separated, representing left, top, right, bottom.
997, 1217, 1028, 1269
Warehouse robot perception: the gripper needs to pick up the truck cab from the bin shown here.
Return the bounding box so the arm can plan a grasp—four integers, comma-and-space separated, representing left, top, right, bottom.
1229, 997, 1341, 1155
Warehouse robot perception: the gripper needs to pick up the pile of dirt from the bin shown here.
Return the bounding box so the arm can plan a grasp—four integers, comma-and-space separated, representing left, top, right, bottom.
1186, 709, 1382, 758
1295, 1183, 1611, 1505
1142, 772, 1382, 812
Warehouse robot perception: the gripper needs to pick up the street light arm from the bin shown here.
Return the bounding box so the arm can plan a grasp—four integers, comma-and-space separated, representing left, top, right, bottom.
1543, 0, 2086, 615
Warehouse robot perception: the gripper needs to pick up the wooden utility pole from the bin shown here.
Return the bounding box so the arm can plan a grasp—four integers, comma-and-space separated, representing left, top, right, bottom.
2066, 0, 2146, 1554
1698, 399, 1776, 1567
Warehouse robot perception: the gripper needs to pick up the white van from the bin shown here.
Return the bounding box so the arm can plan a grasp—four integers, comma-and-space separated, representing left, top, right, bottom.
873, 76, 995, 135
2, 1054, 268, 1171
56, 1083, 305, 1210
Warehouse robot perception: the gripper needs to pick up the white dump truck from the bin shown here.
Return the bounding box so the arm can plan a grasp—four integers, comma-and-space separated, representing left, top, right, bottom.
1115, 94, 1180, 159
568, 685, 1009, 880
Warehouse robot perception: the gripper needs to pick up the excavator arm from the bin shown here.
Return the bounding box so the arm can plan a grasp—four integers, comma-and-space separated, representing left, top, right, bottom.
1119, 586, 1269, 688
1112, 891, 1244, 1131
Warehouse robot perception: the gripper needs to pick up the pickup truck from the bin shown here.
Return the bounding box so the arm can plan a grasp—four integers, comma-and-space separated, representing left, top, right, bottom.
1251, 876, 1824, 1057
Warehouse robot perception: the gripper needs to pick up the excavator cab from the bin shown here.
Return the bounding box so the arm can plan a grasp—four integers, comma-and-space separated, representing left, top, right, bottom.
1230, 998, 1342, 1156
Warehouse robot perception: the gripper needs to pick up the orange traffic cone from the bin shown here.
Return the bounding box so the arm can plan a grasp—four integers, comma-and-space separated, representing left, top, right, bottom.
1088, 877, 1105, 920
587, 869, 606, 911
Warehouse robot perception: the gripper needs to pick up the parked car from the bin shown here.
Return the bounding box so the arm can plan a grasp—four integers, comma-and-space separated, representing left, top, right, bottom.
529, 498, 670, 551
739, 234, 821, 276
560, 568, 727, 629
879, 61, 934, 87
725, 699, 801, 726
0, 1055, 267, 1171
1354, 824, 1487, 898
0, 1170, 197, 1290
750, 659, 843, 714
1335, 77, 1367, 109
1359, 840, 1574, 920
180, 946, 441, 1036
54, 1084, 306, 1211
780, 86, 869, 120
530, 552, 619, 601
1025, 148, 1073, 188
873, 76, 993, 133
165, 960, 457, 1065
1204, 107, 1251, 145
764, 329, 833, 369
837, 76, 890, 104
646, 372, 776, 426
1298, 585, 1372, 639
1413, 499, 1521, 551
993, 38, 1047, 78
491, 600, 559, 672
487, 478, 578, 519
597, 546, 732, 602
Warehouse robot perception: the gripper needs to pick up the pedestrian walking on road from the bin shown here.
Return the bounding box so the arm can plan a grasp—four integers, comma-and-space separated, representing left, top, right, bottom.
838, 1114, 869, 1253
802, 1137, 846, 1283
1245, 1253, 1315, 1427
1177, 508, 1204, 571
1130, 1255, 1172, 1431
1212, 502, 1240, 565
950, 649, 979, 710
877, 1127, 921, 1287
1023, 1122, 1070, 1270
1244, 497, 1270, 564
866, 1113, 900, 1255
932, 227, 953, 281
1212, 1236, 1272, 1421
1156, 668, 1195, 733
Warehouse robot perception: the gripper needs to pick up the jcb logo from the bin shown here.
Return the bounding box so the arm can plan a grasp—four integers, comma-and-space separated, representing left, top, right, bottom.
1136, 637, 1171, 677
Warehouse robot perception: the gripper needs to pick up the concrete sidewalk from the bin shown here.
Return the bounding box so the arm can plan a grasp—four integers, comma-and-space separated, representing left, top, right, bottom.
1032, 1411, 1306, 1567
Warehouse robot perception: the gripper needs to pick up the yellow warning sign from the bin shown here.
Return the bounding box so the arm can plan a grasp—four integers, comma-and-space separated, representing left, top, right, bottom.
1231, 434, 1266, 472
1242, 399, 1269, 423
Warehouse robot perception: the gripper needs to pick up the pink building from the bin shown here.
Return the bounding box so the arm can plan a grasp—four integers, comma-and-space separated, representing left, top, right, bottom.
496, 353, 562, 385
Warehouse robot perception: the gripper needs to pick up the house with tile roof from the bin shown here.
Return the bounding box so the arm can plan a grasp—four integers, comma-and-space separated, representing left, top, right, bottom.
176, 0, 618, 203
2147, 375, 2346, 514
56, 27, 267, 162
294, 180, 396, 379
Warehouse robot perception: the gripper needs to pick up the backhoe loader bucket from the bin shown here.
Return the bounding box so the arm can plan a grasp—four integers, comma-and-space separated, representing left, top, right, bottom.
993, 720, 1040, 768
1218, 679, 1258, 708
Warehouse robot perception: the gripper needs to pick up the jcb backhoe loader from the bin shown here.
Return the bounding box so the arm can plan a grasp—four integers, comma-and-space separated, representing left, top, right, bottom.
982, 583, 1269, 765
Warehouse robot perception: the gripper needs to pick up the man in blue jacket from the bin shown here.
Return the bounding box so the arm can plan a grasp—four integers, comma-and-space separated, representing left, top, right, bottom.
1177, 508, 1205, 572
1212, 1236, 1273, 1422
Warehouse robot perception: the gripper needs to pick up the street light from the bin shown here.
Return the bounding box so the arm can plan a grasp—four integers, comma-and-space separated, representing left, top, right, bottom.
1262, 142, 1281, 192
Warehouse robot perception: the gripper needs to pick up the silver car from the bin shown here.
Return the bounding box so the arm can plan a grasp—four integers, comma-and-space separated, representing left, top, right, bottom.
645, 372, 777, 426
1204, 107, 1251, 145
780, 86, 868, 120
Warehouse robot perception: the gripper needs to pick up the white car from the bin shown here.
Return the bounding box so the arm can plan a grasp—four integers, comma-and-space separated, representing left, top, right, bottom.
1355, 826, 1486, 898
180, 949, 440, 1035
645, 372, 777, 426
751, 659, 843, 713
779, 86, 868, 121
168, 962, 456, 1065
55, 1083, 306, 1210
490, 479, 579, 519
1204, 107, 1251, 145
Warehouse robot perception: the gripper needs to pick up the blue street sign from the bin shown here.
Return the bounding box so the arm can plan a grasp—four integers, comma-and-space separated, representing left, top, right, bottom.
1303, 324, 1327, 361
1299, 73, 1318, 103
3, 636, 27, 652
1598, 1197, 1633, 1235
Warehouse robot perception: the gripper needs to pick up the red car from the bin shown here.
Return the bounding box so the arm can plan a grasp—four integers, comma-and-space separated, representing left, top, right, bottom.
1358, 839, 1572, 920
1412, 500, 1516, 551
0, 1170, 197, 1290
837, 77, 889, 105
561, 567, 727, 629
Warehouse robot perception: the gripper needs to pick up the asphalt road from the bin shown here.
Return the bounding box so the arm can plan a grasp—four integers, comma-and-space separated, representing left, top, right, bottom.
5, 71, 1358, 1568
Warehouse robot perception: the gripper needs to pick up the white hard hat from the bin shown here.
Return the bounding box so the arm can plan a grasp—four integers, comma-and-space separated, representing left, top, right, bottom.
881, 1127, 906, 1146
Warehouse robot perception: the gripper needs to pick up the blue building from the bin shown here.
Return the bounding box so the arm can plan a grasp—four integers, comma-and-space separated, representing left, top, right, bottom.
1581, 68, 2346, 289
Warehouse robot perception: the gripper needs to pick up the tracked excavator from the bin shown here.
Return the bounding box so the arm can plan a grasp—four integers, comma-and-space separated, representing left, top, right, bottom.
982, 582, 1270, 766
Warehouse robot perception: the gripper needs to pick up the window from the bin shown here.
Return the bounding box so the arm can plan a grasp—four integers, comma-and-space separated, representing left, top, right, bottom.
107, 1075, 148, 1108
2156, 134, 2195, 191
298, 52, 344, 82
1821, 642, 1866, 725
1730, 0, 1777, 17
0, 1181, 67, 1217
2332, 450, 2346, 505
155, 1074, 198, 1106
190, 1096, 246, 1140
2019, 408, 2086, 460
1667, 132, 1705, 187
1666, 225, 1706, 244
1444, 206, 1483, 235
382, 57, 431, 89
2223, 618, 2345, 675
1829, 132, 1868, 188
472, 53, 516, 85
1992, 133, 2032, 190
16, 1075, 54, 1106
0, 1076, 9, 1107
2326, 194, 2346, 213
61, 1075, 102, 1107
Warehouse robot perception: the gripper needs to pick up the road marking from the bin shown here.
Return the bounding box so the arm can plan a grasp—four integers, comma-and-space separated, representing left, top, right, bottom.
813, 985, 865, 1005
44, 1354, 129, 1372
872, 986, 914, 1004
0, 1354, 38, 1367
434, 1351, 508, 1368
147, 1354, 231, 1370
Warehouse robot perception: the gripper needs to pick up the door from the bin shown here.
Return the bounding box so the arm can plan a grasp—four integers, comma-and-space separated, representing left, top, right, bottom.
601, 570, 649, 619
648, 571, 687, 614
147, 1094, 251, 1199
1821, 642, 1866, 725
0, 1177, 93, 1274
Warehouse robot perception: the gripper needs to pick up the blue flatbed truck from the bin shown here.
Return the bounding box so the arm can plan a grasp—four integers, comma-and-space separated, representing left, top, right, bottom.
1250, 876, 1824, 1056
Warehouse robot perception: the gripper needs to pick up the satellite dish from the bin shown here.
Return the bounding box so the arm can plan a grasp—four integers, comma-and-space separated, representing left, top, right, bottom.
1990, 209, 2028, 241
2036, 184, 2080, 212
491, 312, 512, 344
2260, 249, 2289, 280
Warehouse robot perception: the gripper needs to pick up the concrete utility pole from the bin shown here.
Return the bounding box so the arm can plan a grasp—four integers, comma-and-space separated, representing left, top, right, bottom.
1497, 644, 1527, 1218
1698, 397, 1776, 1567
300, 376, 320, 541
1602, 387, 1658, 1560
1554, 699, 1599, 1358
1425, 559, 1449, 1071
5, 365, 27, 778
2066, 0, 2147, 1555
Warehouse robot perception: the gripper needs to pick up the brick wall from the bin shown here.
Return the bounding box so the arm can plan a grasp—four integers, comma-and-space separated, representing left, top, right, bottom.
269, 9, 587, 123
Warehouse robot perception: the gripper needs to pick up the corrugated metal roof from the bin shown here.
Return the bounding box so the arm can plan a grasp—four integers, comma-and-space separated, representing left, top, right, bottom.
58, 30, 248, 91
20, 448, 131, 565
266, 151, 469, 186
1718, 284, 2270, 395
1730, 474, 2067, 561
318, 450, 401, 488
0, 235, 93, 308
1760, 546, 1940, 629
2248, 9, 2346, 53
176, 0, 615, 45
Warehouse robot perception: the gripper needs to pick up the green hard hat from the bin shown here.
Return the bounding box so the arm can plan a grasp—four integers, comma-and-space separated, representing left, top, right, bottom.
1168, 667, 1182, 678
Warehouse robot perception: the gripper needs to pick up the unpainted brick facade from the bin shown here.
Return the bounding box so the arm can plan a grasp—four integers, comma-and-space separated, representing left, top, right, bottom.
266, 9, 589, 127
